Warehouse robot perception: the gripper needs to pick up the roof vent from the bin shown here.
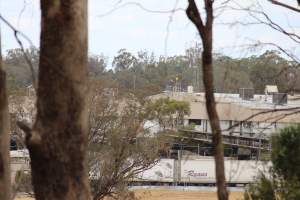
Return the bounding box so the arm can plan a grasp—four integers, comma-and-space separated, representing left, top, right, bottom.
273, 93, 287, 105
265, 85, 278, 95
239, 88, 254, 100
187, 86, 194, 93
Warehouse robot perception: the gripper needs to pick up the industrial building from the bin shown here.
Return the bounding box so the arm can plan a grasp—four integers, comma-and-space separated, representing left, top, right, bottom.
9, 85, 300, 186
149, 86, 300, 158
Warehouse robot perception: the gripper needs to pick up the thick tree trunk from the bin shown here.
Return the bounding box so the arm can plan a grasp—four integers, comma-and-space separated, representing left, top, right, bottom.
0, 30, 11, 200
186, 1, 228, 199
24, 1, 91, 199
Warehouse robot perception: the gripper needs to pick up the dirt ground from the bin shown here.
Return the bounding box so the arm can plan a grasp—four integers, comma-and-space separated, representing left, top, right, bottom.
16, 189, 244, 200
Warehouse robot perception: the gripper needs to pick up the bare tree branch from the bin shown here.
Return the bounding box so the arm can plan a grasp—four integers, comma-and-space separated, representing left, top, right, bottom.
0, 15, 37, 90
268, 0, 300, 13
223, 4, 300, 45
164, 0, 179, 56
186, 0, 205, 37
224, 106, 300, 132
16, 121, 32, 146
98, 1, 185, 18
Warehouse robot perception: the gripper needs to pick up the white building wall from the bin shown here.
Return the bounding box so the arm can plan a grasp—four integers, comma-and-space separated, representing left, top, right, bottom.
136, 159, 271, 184
182, 159, 271, 183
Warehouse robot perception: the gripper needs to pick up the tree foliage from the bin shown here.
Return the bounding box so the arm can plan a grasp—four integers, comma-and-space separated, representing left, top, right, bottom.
272, 125, 300, 182
4, 47, 296, 96
244, 173, 277, 200
245, 125, 300, 200
147, 98, 190, 130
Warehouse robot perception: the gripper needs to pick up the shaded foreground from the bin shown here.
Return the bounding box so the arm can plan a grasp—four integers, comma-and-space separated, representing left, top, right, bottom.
17, 189, 243, 200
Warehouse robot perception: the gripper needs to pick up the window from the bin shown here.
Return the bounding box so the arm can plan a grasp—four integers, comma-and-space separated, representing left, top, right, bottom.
243, 121, 253, 129
189, 119, 202, 126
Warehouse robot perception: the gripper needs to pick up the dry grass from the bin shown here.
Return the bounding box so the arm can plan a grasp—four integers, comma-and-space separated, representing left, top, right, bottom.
16, 189, 244, 200
134, 189, 244, 200
15, 198, 33, 200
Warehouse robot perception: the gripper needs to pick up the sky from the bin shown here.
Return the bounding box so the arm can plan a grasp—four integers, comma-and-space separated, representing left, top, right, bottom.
1, 0, 300, 63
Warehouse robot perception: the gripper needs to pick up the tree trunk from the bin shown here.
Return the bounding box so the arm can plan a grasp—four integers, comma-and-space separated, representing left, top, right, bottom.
202, 39, 228, 200
24, 0, 91, 199
0, 27, 11, 200
186, 1, 228, 199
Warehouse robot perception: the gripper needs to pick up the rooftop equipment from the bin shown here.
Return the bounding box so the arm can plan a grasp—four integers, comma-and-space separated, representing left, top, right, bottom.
239, 88, 254, 100
273, 93, 288, 105
265, 85, 278, 95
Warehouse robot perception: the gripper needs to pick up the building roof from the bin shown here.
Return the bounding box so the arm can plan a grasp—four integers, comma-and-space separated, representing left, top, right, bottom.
149, 92, 300, 123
